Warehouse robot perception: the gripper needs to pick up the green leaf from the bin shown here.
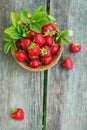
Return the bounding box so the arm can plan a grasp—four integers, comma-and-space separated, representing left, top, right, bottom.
37, 17, 50, 27
17, 24, 23, 34
31, 12, 47, 22
11, 40, 17, 50
5, 26, 16, 34
4, 42, 11, 54
48, 15, 56, 21
10, 33, 23, 39
60, 30, 69, 37
11, 12, 20, 27
30, 23, 41, 33
21, 10, 31, 24
35, 6, 44, 12
4, 26, 23, 39
61, 37, 70, 44
3, 34, 12, 42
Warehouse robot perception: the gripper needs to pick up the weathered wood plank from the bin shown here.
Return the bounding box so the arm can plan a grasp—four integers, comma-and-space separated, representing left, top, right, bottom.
47, 0, 87, 130
0, 0, 45, 130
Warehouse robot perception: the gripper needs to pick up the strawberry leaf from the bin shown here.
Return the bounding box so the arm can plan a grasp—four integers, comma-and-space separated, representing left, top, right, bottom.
30, 23, 41, 33
61, 37, 70, 44
3, 34, 12, 42
34, 6, 44, 12
4, 26, 23, 39
4, 42, 11, 54
37, 17, 50, 27
31, 12, 47, 22
60, 30, 69, 37
11, 12, 20, 27
11, 40, 17, 50
21, 10, 31, 24
17, 24, 23, 34
48, 15, 56, 21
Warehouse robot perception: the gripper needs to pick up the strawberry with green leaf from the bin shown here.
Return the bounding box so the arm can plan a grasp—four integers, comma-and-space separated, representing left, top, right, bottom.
11, 108, 24, 121
28, 42, 40, 57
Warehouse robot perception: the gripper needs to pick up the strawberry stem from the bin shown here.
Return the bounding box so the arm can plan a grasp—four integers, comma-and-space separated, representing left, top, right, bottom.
29, 42, 36, 49
40, 48, 48, 56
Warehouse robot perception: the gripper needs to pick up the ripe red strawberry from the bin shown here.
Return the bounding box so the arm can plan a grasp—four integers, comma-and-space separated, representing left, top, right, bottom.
69, 43, 81, 53
42, 23, 56, 34
27, 30, 36, 40
51, 44, 60, 55
40, 45, 51, 58
45, 36, 54, 46
16, 40, 21, 49
34, 33, 45, 46
42, 55, 52, 65
61, 57, 73, 70
30, 59, 41, 68
15, 50, 28, 62
21, 39, 31, 51
11, 108, 24, 121
28, 42, 40, 57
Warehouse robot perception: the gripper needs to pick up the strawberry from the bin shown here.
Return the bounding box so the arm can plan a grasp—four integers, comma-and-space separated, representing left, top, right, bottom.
15, 50, 28, 62
42, 55, 52, 65
28, 42, 40, 57
21, 39, 31, 51
42, 23, 56, 35
61, 57, 73, 70
40, 45, 51, 58
51, 44, 60, 55
27, 30, 36, 40
11, 108, 24, 121
16, 40, 21, 49
30, 59, 41, 68
34, 33, 45, 46
45, 36, 54, 46
69, 43, 81, 53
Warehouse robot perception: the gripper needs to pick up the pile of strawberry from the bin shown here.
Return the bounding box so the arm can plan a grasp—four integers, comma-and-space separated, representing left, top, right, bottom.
3, 6, 81, 70
15, 23, 60, 68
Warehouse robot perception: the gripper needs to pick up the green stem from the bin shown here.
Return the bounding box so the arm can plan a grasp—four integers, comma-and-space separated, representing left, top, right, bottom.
42, 1, 50, 130
42, 70, 48, 130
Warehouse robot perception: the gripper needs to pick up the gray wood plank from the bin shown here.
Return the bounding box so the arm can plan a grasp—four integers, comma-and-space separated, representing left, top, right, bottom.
47, 0, 87, 130
0, 0, 45, 130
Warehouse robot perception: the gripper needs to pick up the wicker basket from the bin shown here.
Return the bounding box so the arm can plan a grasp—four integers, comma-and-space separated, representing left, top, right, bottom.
11, 43, 63, 72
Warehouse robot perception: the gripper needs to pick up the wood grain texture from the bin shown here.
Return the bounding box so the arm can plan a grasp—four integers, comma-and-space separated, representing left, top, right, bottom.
0, 0, 45, 130
47, 0, 87, 130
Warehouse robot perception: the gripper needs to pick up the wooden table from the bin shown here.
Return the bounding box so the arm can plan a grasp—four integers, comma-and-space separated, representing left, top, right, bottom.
0, 0, 87, 130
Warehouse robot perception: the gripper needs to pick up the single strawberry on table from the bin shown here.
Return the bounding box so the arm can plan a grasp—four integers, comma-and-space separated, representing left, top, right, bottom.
11, 108, 24, 121
15, 50, 28, 62
69, 43, 81, 53
21, 39, 31, 51
61, 57, 73, 70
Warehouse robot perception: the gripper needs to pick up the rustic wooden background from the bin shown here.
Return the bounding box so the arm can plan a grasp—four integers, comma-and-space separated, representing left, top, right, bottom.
0, 0, 87, 130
